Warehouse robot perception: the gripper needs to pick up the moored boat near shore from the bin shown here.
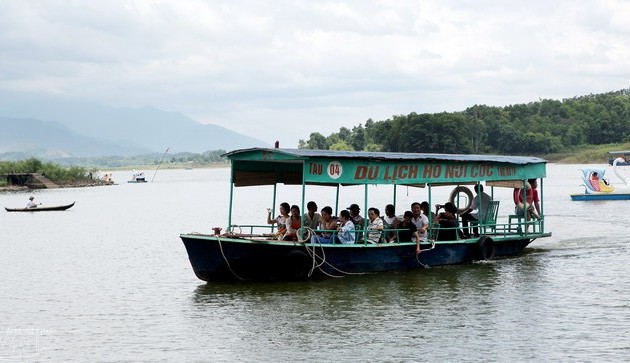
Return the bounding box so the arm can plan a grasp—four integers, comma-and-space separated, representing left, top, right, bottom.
181, 148, 551, 282
128, 171, 147, 183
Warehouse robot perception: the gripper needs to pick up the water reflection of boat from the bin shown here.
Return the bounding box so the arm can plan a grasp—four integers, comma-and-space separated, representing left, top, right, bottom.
5, 202, 75, 212
570, 151, 630, 201
128, 171, 147, 183
180, 148, 551, 282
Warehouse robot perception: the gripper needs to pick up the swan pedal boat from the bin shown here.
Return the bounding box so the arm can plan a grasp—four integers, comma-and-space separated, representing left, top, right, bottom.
181, 148, 551, 282
570, 151, 630, 201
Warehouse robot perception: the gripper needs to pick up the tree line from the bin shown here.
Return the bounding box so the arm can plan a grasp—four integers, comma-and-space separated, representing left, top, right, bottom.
2, 150, 230, 169
298, 89, 630, 155
0, 158, 89, 184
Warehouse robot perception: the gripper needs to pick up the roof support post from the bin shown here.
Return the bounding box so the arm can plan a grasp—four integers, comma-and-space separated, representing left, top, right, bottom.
228, 172, 235, 232
270, 183, 277, 232
301, 175, 306, 235
363, 183, 369, 243
335, 184, 340, 216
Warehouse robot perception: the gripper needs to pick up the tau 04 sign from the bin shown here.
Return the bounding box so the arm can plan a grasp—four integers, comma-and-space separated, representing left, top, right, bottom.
327, 161, 342, 179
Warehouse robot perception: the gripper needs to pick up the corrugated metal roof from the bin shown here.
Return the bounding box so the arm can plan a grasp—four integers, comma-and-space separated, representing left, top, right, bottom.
224, 148, 546, 164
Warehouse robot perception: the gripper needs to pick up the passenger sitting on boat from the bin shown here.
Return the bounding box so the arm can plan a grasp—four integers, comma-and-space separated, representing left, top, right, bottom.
336, 210, 355, 244
382, 204, 400, 243
303, 201, 321, 229
310, 206, 337, 244
460, 184, 492, 238
283, 205, 302, 241
528, 179, 542, 220
346, 203, 365, 229
366, 208, 384, 244
411, 202, 429, 242
26, 196, 38, 208
398, 211, 420, 245
434, 202, 462, 241
420, 201, 436, 225
514, 179, 541, 221
267, 202, 290, 234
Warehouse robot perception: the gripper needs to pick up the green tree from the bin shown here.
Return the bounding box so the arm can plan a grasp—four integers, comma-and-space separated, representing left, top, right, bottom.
350, 124, 366, 151
329, 140, 353, 151
306, 132, 329, 150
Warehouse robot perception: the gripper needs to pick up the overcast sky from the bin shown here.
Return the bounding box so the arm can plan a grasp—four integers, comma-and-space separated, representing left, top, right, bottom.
1, 1, 629, 147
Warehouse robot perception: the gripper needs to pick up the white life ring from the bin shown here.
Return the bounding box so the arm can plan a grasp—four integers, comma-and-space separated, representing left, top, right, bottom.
448, 186, 473, 214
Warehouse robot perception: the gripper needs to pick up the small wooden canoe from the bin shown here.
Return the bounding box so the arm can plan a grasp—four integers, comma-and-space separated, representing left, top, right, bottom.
4, 202, 75, 212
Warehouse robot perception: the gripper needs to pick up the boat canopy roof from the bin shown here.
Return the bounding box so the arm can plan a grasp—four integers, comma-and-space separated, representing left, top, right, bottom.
224, 148, 547, 187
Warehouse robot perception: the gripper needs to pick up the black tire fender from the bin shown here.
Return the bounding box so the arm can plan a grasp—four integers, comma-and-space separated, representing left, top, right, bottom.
449, 186, 473, 214
477, 235, 495, 260
284, 249, 312, 279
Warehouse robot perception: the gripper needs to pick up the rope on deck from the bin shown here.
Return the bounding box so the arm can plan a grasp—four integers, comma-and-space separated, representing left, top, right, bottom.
415, 239, 436, 268
299, 226, 366, 278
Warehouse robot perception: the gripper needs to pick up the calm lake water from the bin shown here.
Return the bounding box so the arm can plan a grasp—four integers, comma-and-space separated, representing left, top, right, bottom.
1, 164, 630, 361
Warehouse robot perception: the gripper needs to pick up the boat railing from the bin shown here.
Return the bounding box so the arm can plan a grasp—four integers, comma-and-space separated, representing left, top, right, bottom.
226, 218, 545, 241
470, 218, 544, 238
227, 224, 276, 236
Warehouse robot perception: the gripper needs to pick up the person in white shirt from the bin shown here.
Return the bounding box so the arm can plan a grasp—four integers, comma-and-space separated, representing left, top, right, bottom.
266, 202, 290, 234
411, 202, 429, 241
382, 204, 401, 242
461, 184, 492, 237
303, 201, 321, 229
26, 196, 38, 208
366, 207, 384, 244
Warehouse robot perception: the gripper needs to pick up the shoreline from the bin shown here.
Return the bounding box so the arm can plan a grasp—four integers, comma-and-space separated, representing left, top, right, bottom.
0, 180, 115, 193
95, 162, 229, 171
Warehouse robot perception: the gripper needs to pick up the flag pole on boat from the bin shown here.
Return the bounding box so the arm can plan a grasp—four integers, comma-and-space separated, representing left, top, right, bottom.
152, 147, 170, 182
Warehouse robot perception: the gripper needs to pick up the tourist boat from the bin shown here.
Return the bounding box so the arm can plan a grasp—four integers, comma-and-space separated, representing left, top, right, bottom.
128, 171, 147, 183
180, 148, 551, 282
5, 202, 75, 212
570, 151, 630, 201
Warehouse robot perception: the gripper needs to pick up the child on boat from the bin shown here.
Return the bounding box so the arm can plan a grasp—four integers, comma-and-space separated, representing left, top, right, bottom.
283, 205, 302, 241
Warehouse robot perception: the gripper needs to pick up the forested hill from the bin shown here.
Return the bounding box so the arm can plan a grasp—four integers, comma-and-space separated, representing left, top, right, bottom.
298, 89, 630, 155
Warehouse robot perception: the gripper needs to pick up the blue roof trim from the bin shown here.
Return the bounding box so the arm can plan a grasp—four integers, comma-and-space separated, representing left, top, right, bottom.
224, 148, 546, 164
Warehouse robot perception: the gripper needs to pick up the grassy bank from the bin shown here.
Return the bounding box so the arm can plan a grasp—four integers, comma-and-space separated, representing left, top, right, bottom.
545, 143, 630, 164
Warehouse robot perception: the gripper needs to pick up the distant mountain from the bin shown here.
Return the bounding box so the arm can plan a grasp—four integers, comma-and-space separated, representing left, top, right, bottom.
0, 96, 268, 156
0, 117, 150, 158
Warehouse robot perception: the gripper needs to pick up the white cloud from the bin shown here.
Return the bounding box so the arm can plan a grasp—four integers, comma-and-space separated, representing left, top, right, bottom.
1, 0, 629, 147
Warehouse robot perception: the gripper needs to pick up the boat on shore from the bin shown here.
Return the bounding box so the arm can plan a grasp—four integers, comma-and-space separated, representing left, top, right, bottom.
5, 202, 75, 212
128, 171, 147, 183
570, 151, 630, 201
180, 148, 551, 282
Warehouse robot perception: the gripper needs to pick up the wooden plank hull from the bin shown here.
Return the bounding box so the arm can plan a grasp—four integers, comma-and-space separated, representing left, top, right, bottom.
5, 202, 75, 212
180, 233, 537, 282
